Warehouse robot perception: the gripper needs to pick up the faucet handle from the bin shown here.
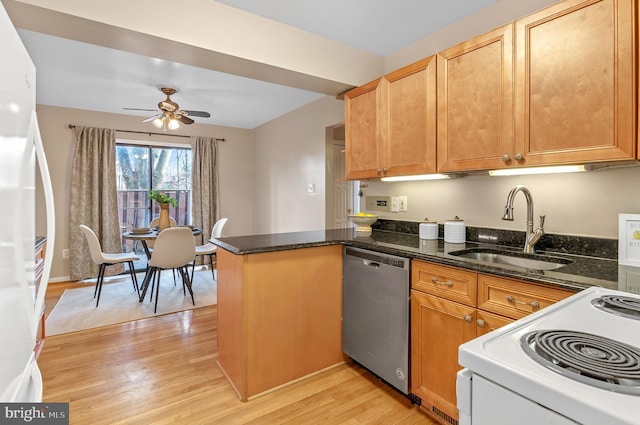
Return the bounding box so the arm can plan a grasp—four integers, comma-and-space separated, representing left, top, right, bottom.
539, 215, 546, 229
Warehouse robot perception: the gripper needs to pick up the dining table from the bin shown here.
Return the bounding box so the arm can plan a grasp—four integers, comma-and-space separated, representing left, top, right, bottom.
121, 226, 203, 259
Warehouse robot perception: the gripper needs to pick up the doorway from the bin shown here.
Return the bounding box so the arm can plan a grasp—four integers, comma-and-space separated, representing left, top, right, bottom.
325, 124, 358, 229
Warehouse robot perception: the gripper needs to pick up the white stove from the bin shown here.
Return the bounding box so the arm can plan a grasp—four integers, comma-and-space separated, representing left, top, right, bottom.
457, 286, 640, 425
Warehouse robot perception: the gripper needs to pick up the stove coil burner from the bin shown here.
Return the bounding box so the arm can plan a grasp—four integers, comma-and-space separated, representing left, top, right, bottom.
592, 295, 640, 320
521, 330, 640, 395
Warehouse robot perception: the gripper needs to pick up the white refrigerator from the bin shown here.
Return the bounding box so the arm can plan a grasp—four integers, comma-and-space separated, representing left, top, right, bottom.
0, 1, 55, 402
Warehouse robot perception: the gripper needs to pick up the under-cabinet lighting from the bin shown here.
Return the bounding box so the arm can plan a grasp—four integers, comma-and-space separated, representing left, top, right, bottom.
488, 165, 586, 177
381, 174, 451, 182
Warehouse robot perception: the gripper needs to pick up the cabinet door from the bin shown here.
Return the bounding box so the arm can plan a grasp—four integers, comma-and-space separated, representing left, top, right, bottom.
476, 310, 513, 337
437, 24, 514, 172
345, 78, 384, 180
410, 290, 476, 422
385, 56, 437, 176
514, 0, 635, 165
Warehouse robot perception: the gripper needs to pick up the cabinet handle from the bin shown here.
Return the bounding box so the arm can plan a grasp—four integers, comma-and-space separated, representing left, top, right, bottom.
506, 295, 539, 309
477, 319, 485, 328
464, 315, 472, 323
382, 167, 388, 173
431, 277, 453, 287
514, 153, 523, 161
501, 154, 510, 162
376, 168, 383, 174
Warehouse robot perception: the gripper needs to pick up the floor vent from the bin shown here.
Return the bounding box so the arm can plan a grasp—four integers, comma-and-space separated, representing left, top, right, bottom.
431, 405, 458, 425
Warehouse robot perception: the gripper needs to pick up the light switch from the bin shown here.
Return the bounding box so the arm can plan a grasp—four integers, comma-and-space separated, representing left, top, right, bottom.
399, 196, 408, 211
391, 197, 400, 212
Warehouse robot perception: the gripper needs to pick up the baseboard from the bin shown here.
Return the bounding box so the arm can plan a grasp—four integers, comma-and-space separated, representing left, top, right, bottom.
48, 276, 71, 283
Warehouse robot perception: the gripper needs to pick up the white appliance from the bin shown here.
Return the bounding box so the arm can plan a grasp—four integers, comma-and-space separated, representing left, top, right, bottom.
457, 286, 640, 425
0, 1, 55, 402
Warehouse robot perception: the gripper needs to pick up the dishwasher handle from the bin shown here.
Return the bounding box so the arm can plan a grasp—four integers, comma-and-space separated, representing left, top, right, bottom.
362, 259, 380, 269
344, 247, 409, 270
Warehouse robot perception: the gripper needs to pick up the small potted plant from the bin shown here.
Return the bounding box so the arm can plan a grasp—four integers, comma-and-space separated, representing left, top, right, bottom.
148, 190, 178, 230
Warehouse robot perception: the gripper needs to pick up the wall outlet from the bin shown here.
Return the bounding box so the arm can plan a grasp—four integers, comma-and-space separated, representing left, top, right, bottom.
62, 249, 70, 259
391, 197, 400, 212
307, 183, 315, 193
365, 196, 392, 211
398, 196, 408, 212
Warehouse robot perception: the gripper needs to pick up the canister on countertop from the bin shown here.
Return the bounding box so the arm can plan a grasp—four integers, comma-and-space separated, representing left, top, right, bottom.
419, 218, 438, 240
444, 216, 466, 243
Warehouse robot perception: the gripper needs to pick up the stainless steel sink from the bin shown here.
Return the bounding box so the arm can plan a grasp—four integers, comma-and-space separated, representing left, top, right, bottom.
448, 248, 572, 271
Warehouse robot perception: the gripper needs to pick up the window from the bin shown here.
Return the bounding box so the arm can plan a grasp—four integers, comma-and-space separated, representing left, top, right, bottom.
116, 141, 192, 263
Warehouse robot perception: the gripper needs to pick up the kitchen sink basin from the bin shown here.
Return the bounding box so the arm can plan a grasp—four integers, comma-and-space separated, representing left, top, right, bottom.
448, 248, 572, 271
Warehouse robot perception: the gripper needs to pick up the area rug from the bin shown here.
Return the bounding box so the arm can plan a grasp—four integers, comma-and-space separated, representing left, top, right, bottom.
45, 270, 217, 336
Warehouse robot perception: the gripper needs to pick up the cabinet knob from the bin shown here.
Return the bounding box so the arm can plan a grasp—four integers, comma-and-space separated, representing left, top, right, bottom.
501, 154, 510, 162
464, 315, 472, 323
514, 153, 523, 161
376, 168, 383, 174
382, 167, 388, 173
477, 319, 485, 328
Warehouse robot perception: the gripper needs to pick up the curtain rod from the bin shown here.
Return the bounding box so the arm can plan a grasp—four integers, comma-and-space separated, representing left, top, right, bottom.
67, 124, 225, 142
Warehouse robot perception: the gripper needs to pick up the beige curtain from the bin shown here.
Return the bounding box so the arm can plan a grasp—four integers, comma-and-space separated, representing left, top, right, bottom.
191, 136, 219, 247
69, 126, 123, 281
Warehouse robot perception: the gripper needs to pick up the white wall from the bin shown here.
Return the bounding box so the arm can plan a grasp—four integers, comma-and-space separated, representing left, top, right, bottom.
35, 105, 254, 280
361, 167, 640, 239
252, 96, 345, 234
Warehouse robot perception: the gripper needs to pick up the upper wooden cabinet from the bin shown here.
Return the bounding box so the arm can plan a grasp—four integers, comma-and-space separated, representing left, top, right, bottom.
437, 24, 514, 172
345, 56, 437, 179
514, 0, 636, 165
344, 78, 383, 179
438, 0, 636, 172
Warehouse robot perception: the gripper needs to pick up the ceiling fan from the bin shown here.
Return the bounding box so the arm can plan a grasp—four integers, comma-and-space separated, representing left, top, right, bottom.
123, 87, 211, 131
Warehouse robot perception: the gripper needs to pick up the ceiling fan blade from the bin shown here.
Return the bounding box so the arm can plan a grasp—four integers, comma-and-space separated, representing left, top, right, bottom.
142, 114, 161, 123
183, 110, 211, 118
123, 107, 157, 112
175, 115, 194, 125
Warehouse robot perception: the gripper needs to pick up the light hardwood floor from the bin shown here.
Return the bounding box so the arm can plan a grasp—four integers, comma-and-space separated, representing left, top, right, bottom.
40, 281, 436, 424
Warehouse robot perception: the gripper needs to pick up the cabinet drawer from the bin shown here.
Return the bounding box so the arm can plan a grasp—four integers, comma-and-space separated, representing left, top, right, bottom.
477, 274, 573, 319
412, 260, 477, 306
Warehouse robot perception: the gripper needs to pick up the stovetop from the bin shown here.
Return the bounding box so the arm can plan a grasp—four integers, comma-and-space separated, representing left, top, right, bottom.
459, 286, 640, 425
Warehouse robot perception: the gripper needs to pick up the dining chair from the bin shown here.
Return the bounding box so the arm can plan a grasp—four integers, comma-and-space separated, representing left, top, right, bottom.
147, 216, 179, 283
79, 224, 140, 307
191, 218, 228, 282
146, 216, 177, 249
138, 227, 196, 313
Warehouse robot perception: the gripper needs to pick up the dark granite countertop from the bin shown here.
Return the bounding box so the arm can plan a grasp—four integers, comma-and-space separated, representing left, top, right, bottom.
213, 226, 623, 293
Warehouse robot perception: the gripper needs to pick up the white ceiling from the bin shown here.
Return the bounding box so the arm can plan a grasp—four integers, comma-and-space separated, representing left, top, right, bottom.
11, 0, 498, 129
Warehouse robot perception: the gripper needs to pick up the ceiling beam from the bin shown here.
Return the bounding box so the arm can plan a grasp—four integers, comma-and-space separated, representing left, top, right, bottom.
4, 0, 384, 96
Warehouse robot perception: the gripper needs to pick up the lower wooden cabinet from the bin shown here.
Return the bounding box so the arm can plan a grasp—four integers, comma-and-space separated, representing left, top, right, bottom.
410, 260, 573, 424
410, 289, 476, 422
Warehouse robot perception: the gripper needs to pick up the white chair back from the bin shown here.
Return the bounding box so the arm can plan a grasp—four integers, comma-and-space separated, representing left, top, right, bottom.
149, 227, 195, 269
79, 224, 107, 264
209, 218, 229, 241
149, 216, 177, 228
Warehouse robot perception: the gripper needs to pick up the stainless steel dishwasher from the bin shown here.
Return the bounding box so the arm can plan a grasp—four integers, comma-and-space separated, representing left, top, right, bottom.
342, 246, 410, 394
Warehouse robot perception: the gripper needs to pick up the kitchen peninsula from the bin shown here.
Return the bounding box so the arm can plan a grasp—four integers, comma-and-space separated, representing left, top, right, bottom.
212, 223, 619, 401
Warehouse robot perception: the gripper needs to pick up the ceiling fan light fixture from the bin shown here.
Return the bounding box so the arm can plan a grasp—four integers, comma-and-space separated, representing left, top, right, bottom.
133, 87, 209, 130
167, 117, 180, 130
152, 116, 165, 128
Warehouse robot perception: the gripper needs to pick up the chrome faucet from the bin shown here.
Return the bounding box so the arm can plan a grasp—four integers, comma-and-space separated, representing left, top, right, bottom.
502, 185, 545, 254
